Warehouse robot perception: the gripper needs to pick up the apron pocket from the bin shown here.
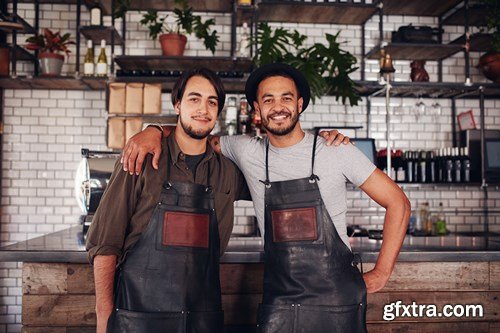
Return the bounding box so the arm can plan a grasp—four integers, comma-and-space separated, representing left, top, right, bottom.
187, 310, 224, 333
297, 303, 367, 333
271, 207, 318, 242
106, 308, 185, 333
162, 211, 210, 248
257, 304, 294, 333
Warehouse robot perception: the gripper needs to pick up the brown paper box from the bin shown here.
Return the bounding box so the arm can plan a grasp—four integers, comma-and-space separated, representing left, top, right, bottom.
108, 82, 126, 114
125, 83, 144, 114
107, 117, 125, 149
143, 83, 162, 114
125, 118, 144, 143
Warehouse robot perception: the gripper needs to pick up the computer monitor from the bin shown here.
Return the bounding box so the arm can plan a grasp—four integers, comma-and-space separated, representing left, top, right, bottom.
486, 139, 500, 182
351, 138, 377, 165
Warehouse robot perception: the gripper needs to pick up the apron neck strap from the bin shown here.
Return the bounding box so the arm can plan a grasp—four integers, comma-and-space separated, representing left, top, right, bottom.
310, 130, 319, 182
262, 131, 320, 186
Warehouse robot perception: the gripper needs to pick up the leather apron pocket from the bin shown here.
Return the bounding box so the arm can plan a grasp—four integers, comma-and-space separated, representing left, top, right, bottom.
271, 206, 318, 243
257, 304, 294, 333
106, 308, 185, 333
162, 211, 210, 248
187, 310, 224, 333
296, 303, 366, 333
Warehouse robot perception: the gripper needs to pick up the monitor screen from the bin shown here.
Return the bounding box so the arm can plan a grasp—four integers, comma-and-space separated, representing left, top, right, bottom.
486, 140, 500, 169
351, 139, 376, 165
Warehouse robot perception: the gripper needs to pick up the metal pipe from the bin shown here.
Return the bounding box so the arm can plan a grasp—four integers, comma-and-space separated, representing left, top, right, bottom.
438, 15, 443, 82
451, 97, 457, 147
111, 0, 115, 75
361, 22, 365, 81
12, 0, 18, 77
464, 0, 471, 84
34, 0, 39, 76
366, 96, 371, 138
230, 0, 237, 58
385, 78, 391, 177
76, 0, 82, 77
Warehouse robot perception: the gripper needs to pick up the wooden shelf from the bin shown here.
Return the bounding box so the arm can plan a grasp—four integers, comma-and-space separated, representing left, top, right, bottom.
366, 43, 463, 61
14, 0, 112, 15
0, 13, 36, 33
355, 81, 500, 99
114, 56, 254, 73
257, 1, 377, 25
450, 33, 493, 53
382, 0, 462, 16
80, 26, 123, 46
0, 76, 106, 90
442, 4, 488, 26
126, 0, 232, 12
115, 75, 247, 93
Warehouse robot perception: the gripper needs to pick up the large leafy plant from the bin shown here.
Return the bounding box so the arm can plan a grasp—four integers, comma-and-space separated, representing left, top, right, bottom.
25, 28, 75, 57
252, 22, 360, 106
480, 0, 500, 52
139, 0, 219, 54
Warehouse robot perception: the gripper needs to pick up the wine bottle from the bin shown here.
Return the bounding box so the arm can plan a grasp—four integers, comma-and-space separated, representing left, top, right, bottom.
445, 147, 453, 183
83, 40, 94, 76
462, 147, 471, 183
96, 39, 108, 77
238, 22, 251, 58
454, 147, 462, 183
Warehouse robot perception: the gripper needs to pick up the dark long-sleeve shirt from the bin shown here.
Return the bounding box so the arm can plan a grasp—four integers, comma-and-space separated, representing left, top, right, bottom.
86, 133, 250, 264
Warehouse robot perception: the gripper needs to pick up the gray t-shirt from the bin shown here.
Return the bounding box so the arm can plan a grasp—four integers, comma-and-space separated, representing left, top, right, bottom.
221, 132, 377, 249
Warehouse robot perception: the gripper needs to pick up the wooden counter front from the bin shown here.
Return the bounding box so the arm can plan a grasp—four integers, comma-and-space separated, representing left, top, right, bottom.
21, 261, 500, 333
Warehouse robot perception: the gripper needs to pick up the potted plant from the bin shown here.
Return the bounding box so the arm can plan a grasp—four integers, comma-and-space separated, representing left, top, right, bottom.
251, 22, 360, 106
140, 0, 219, 56
477, 0, 500, 83
25, 28, 74, 76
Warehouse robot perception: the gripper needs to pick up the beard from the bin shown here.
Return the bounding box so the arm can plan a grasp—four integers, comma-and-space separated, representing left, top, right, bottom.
179, 112, 213, 140
261, 105, 300, 136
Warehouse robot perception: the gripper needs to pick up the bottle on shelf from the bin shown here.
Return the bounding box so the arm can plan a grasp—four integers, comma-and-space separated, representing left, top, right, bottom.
461, 147, 471, 183
418, 150, 427, 183
83, 40, 95, 76
453, 147, 462, 183
427, 150, 436, 183
445, 147, 453, 183
434, 202, 447, 236
90, 3, 103, 26
238, 97, 249, 134
225, 97, 238, 136
405, 151, 414, 183
96, 39, 108, 77
238, 22, 251, 58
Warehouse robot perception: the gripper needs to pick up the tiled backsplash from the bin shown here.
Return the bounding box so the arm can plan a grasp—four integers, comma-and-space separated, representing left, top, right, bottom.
0, 2, 499, 332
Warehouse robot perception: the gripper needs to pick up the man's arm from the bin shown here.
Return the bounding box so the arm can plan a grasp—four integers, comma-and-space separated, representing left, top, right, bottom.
359, 168, 411, 293
94, 255, 117, 333
121, 125, 174, 174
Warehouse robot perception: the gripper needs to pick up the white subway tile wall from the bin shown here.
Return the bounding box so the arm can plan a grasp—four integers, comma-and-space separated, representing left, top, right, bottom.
0, 3, 499, 332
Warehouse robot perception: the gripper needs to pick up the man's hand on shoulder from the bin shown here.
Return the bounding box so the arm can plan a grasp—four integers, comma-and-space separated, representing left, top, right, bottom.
121, 126, 168, 175
319, 129, 353, 147
208, 135, 222, 155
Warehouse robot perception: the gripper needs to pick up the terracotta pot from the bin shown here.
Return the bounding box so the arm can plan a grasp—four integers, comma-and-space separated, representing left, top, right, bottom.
39, 52, 64, 76
0, 47, 9, 76
477, 52, 500, 83
159, 33, 187, 56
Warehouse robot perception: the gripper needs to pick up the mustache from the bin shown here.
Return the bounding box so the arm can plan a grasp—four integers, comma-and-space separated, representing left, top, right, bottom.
191, 115, 212, 121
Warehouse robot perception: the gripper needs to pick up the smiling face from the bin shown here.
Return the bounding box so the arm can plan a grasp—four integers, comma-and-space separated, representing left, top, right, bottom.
175, 75, 219, 140
254, 75, 303, 136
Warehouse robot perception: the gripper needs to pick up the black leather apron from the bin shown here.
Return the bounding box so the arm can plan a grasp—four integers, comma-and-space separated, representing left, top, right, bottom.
106, 152, 223, 333
257, 133, 367, 333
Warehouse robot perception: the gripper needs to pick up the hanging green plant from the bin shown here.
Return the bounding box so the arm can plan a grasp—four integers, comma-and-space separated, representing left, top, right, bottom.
251, 22, 360, 106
